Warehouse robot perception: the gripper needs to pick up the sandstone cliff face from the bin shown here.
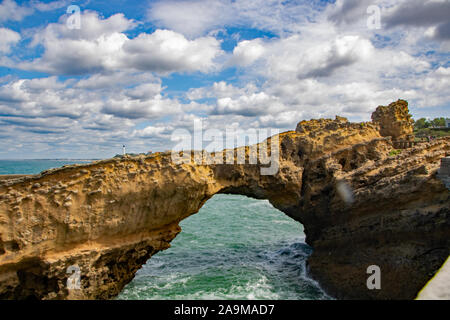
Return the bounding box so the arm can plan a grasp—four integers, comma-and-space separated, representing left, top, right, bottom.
0, 101, 448, 300
302, 138, 450, 299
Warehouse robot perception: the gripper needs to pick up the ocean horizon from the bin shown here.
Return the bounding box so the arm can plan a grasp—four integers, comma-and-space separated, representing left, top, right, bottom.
0, 159, 95, 175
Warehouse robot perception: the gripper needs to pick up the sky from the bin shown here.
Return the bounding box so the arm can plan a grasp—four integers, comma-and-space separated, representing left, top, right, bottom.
0, 0, 449, 159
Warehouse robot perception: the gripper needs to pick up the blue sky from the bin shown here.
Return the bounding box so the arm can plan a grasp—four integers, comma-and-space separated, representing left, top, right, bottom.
0, 0, 449, 159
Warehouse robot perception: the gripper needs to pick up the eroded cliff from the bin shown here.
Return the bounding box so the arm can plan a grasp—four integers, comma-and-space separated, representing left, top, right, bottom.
0, 100, 449, 300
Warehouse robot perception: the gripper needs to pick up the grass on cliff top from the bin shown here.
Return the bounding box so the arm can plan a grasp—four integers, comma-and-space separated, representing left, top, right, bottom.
389, 149, 402, 157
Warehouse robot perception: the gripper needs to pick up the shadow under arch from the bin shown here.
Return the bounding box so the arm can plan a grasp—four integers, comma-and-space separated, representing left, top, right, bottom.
117, 194, 330, 300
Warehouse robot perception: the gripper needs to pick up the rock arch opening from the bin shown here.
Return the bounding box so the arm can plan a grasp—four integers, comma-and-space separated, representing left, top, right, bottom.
117, 194, 329, 300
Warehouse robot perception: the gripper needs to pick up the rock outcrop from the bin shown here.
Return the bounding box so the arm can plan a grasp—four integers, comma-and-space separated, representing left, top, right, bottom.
0, 101, 449, 300
371, 99, 414, 141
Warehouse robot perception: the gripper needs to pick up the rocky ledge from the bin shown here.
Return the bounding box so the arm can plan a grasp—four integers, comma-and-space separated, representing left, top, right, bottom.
0, 100, 449, 300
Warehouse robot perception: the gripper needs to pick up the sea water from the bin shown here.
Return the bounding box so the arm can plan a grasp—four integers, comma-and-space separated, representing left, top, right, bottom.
0, 159, 93, 175
1, 160, 330, 300
118, 195, 330, 300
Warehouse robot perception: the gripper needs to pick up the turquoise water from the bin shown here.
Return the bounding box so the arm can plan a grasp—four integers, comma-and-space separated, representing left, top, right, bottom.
118, 194, 330, 300
1, 160, 329, 300
0, 159, 93, 175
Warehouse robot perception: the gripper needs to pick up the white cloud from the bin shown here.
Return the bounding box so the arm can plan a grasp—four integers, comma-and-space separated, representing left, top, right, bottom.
31, 0, 71, 12
187, 81, 258, 100
0, 0, 33, 23
148, 0, 234, 38
133, 125, 174, 138
20, 12, 224, 75
39, 11, 137, 41
125, 83, 163, 100
297, 35, 374, 79
148, 0, 325, 37
0, 0, 67, 23
74, 72, 159, 90
0, 72, 203, 158
0, 28, 20, 53
230, 39, 266, 66
199, 18, 446, 128
213, 92, 284, 117
327, 0, 450, 42
327, 0, 378, 26
102, 93, 182, 120
1, 1, 449, 158
0, 73, 185, 125
122, 30, 222, 73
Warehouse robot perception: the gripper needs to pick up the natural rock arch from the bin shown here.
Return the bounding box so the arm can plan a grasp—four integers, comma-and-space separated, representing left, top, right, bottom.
0, 100, 449, 300
116, 192, 315, 300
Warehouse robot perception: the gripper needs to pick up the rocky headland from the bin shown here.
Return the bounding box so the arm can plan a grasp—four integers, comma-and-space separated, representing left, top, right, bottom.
0, 100, 449, 299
